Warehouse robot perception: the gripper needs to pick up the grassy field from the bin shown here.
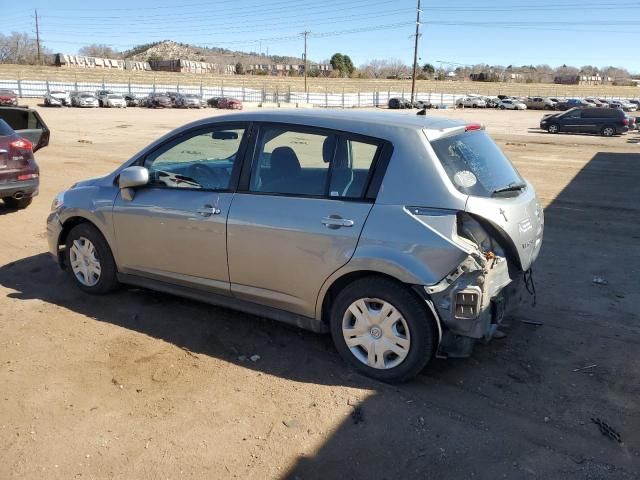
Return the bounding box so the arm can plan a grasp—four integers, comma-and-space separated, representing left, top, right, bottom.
1, 64, 639, 98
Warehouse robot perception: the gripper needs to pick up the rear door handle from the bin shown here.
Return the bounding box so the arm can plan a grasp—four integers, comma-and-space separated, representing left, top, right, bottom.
322, 216, 354, 229
196, 204, 221, 217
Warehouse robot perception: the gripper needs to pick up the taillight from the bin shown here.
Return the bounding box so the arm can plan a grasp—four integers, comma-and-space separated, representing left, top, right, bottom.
623, 118, 629, 126
8, 137, 34, 162
10, 138, 33, 150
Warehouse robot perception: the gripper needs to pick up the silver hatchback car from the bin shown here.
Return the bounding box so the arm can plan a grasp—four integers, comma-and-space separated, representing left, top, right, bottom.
47, 110, 543, 382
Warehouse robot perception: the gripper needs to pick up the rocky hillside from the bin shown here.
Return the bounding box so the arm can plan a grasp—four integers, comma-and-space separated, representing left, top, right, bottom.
123, 40, 304, 65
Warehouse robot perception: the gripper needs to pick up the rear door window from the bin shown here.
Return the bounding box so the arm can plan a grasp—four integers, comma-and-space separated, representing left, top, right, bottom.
249, 125, 381, 199
429, 130, 524, 197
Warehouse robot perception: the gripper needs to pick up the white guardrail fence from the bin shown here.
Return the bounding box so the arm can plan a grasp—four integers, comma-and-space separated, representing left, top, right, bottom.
0, 78, 462, 108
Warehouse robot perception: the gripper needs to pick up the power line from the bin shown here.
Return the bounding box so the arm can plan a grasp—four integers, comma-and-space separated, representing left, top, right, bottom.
39, 7, 413, 37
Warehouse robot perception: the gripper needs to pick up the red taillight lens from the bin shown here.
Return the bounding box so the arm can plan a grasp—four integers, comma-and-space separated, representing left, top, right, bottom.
465, 123, 483, 132
17, 173, 38, 181
623, 118, 629, 126
10, 138, 33, 150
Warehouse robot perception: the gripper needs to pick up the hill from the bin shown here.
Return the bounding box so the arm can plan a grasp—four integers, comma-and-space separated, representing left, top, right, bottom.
122, 40, 305, 66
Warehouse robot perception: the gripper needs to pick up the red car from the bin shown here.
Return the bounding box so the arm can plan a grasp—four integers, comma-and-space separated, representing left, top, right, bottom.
0, 89, 18, 106
0, 119, 39, 209
218, 97, 243, 110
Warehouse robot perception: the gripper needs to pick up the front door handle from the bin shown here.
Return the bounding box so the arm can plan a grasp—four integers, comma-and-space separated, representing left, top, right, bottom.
196, 204, 221, 217
322, 216, 354, 229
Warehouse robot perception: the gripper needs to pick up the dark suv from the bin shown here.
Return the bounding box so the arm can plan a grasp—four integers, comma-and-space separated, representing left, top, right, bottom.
540, 107, 629, 136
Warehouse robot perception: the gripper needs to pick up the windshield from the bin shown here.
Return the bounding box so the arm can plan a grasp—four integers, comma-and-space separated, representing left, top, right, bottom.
80, 94, 94, 98
430, 130, 524, 197
107, 95, 122, 99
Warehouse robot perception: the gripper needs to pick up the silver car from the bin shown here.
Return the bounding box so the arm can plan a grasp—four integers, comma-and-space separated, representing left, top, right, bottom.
46, 110, 543, 382
176, 93, 204, 108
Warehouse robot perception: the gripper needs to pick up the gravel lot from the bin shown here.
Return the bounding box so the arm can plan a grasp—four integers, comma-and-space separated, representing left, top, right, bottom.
1, 101, 639, 479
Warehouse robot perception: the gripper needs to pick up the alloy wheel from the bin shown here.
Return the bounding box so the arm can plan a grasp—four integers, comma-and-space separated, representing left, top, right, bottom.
341, 298, 411, 370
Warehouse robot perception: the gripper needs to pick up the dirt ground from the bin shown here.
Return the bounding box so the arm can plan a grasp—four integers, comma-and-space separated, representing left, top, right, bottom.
1, 101, 639, 480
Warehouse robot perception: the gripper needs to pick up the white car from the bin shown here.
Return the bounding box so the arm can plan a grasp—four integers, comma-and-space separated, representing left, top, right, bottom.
72, 93, 99, 108
497, 99, 527, 110
456, 96, 487, 108
44, 90, 70, 107
103, 94, 127, 108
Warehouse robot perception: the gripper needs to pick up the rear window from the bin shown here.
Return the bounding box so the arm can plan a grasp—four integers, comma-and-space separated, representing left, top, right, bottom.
429, 130, 524, 197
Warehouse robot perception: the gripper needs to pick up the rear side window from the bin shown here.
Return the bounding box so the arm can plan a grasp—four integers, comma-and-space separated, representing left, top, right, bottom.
0, 119, 15, 136
0, 109, 41, 130
249, 126, 380, 199
430, 130, 524, 197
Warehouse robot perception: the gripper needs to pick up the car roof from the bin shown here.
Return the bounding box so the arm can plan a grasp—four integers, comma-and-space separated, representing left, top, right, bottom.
194, 109, 467, 133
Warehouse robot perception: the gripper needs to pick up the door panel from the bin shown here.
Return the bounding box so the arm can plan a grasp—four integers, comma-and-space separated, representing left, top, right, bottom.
227, 194, 372, 316
111, 123, 248, 293
113, 188, 232, 293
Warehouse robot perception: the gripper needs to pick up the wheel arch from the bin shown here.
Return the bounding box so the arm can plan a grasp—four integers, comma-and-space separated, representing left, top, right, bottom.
318, 269, 443, 344
56, 216, 109, 268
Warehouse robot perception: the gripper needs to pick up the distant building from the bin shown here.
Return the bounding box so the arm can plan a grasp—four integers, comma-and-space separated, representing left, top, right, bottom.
245, 63, 332, 76
55, 53, 151, 71
148, 59, 234, 74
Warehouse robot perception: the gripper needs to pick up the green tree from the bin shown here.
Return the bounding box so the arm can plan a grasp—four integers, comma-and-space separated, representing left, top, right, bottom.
422, 63, 435, 75
330, 52, 355, 77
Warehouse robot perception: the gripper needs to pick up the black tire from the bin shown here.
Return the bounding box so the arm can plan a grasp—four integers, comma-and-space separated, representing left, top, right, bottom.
329, 277, 437, 383
601, 125, 616, 137
65, 223, 120, 294
2, 196, 32, 209
499, 105, 506, 110
547, 123, 560, 134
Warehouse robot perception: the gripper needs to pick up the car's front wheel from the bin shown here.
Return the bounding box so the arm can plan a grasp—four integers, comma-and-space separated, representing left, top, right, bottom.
547, 123, 560, 134
65, 223, 120, 294
330, 277, 437, 383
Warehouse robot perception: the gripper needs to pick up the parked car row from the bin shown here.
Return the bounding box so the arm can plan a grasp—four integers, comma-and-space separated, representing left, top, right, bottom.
454, 95, 640, 112
40, 89, 243, 110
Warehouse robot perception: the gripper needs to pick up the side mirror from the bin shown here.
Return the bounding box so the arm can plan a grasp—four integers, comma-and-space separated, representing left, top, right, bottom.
119, 166, 149, 201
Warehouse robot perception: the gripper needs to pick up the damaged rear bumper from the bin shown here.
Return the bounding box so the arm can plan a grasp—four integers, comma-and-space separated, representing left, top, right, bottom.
425, 253, 528, 358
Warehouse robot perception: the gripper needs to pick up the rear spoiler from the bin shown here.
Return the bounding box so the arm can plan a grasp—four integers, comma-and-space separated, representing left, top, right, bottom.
424, 123, 485, 142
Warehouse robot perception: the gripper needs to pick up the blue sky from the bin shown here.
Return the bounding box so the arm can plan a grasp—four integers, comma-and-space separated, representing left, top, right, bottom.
5, 0, 640, 72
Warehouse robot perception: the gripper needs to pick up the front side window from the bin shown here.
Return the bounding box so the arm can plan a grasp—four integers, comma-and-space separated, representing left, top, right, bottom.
144, 126, 245, 190
430, 130, 524, 198
249, 126, 380, 198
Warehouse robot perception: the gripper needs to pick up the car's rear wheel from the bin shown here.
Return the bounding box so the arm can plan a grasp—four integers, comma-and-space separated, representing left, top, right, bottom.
601, 126, 616, 137
547, 124, 560, 134
2, 196, 32, 209
65, 223, 120, 294
330, 277, 437, 383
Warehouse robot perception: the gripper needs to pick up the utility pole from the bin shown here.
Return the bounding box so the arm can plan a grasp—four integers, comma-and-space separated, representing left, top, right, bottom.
35, 9, 41, 65
410, 0, 421, 103
301, 31, 310, 93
